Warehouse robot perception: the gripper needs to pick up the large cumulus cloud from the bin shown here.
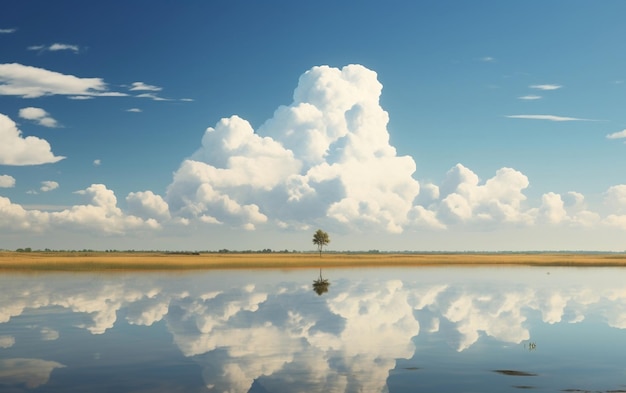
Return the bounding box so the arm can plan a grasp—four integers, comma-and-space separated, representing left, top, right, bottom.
166, 65, 421, 233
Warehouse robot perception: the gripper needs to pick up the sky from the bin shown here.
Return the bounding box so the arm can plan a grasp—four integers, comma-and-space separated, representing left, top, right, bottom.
1, 1, 626, 252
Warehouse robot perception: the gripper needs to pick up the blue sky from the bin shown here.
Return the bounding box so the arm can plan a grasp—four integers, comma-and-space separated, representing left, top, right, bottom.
1, 1, 626, 251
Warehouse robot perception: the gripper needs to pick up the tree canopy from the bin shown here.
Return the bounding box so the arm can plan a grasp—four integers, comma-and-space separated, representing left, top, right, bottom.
312, 229, 330, 257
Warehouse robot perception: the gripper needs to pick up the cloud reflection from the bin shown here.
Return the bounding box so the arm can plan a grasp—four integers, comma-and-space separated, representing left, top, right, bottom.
0, 358, 65, 388
2, 269, 626, 391
0, 335, 15, 348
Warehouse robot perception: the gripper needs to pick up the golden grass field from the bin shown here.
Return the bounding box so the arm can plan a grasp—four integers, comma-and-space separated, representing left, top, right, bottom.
1, 251, 626, 271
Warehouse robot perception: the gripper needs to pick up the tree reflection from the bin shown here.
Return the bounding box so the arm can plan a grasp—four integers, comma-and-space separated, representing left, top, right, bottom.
313, 268, 330, 296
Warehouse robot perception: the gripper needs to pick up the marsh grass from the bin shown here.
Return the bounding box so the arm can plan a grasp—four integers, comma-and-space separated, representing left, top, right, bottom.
1, 252, 626, 271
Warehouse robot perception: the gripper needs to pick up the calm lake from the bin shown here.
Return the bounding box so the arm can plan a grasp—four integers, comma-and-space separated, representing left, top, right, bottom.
1, 266, 626, 392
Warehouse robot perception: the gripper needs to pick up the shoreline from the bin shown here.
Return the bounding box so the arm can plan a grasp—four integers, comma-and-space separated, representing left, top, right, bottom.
1, 251, 626, 271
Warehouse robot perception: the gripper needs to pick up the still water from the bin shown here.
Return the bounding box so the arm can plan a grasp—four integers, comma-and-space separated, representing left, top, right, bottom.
1, 266, 626, 392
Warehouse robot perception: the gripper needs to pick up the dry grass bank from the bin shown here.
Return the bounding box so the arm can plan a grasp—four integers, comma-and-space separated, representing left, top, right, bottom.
1, 251, 626, 271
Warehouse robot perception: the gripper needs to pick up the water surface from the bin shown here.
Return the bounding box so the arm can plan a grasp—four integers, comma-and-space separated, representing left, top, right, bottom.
1, 266, 626, 392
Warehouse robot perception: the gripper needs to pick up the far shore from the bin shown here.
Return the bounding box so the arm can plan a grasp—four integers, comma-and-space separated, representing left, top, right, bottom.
1, 251, 626, 271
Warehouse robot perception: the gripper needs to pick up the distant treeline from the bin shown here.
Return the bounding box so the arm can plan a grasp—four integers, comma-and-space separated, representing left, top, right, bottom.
8, 248, 302, 254
5, 248, 624, 255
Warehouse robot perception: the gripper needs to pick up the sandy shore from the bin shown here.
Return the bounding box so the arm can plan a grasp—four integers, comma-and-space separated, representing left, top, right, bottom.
1, 251, 625, 271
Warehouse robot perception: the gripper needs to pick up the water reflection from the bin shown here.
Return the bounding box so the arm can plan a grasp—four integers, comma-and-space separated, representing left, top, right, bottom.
0, 358, 65, 388
1, 267, 626, 392
312, 268, 330, 296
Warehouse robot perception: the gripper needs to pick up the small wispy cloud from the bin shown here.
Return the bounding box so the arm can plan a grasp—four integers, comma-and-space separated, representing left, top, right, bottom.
130, 82, 162, 91
128, 82, 193, 102
126, 108, 142, 113
506, 114, 595, 122
136, 92, 168, 101
97, 92, 128, 97
606, 129, 626, 139
481, 56, 495, 62
18, 107, 60, 127
0, 63, 124, 98
0, 28, 16, 34
93, 159, 101, 166
28, 43, 79, 53
530, 84, 562, 91
49, 43, 79, 52
40, 181, 59, 192
518, 95, 542, 100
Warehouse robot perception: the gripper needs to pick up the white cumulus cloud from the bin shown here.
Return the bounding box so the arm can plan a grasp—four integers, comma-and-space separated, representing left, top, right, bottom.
537, 192, 567, 224
167, 64, 420, 233
606, 129, 626, 140
604, 185, 626, 212
40, 181, 59, 192
18, 107, 59, 127
126, 190, 171, 221
0, 196, 52, 232
524, 191, 600, 228
0, 113, 65, 165
604, 214, 626, 230
0, 175, 15, 188
49, 184, 161, 235
561, 191, 600, 227
436, 164, 532, 226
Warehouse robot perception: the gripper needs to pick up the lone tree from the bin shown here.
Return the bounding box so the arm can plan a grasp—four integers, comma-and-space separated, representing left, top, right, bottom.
312, 229, 330, 257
